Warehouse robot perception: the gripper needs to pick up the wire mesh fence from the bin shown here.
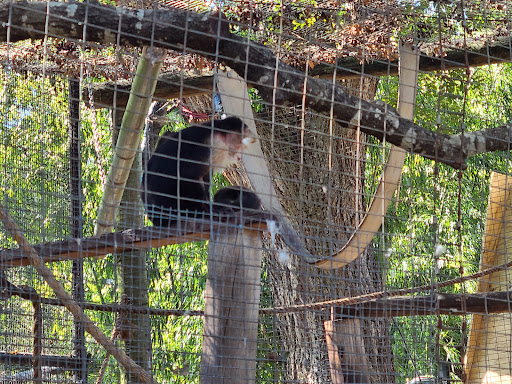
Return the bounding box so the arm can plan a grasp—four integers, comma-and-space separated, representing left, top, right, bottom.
0, 0, 511, 383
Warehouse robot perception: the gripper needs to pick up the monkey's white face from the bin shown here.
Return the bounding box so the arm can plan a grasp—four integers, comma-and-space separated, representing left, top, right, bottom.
211, 131, 256, 172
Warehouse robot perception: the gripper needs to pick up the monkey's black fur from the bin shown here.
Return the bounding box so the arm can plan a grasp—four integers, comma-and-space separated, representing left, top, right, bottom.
141, 117, 251, 226
213, 186, 261, 211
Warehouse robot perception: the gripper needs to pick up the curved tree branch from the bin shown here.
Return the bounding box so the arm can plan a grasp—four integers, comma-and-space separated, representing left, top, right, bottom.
1, 1, 511, 168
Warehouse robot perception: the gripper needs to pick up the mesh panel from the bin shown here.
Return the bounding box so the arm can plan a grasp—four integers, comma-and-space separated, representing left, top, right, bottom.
0, 1, 510, 383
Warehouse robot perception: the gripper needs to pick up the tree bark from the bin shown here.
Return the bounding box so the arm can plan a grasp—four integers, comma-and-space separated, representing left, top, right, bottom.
253, 78, 393, 383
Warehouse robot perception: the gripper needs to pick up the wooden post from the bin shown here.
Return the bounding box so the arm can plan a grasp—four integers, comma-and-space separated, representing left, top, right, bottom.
324, 318, 371, 384
465, 172, 512, 383
325, 320, 345, 384
200, 223, 262, 384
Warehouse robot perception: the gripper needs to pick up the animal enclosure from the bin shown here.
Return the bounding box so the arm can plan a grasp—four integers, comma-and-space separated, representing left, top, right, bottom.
0, 1, 511, 383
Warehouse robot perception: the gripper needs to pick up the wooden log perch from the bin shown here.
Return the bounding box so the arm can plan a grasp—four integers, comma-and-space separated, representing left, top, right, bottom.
86, 35, 512, 109
0, 213, 271, 268
200, 224, 263, 384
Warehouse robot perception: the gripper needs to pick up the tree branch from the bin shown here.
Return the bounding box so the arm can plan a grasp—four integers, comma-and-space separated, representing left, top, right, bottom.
1, 1, 511, 168
311, 36, 512, 79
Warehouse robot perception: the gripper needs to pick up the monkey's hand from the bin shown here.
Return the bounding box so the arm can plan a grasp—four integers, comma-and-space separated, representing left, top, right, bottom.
212, 204, 237, 216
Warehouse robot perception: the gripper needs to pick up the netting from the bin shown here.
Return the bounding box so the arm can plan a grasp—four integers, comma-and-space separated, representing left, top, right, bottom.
0, 1, 511, 383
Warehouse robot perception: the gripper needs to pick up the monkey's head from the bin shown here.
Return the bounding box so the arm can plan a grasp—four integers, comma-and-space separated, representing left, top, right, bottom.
210, 117, 256, 172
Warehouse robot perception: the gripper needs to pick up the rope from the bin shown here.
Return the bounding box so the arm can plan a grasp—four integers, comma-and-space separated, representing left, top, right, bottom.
260, 259, 512, 314
28, 285, 42, 382
4, 259, 508, 318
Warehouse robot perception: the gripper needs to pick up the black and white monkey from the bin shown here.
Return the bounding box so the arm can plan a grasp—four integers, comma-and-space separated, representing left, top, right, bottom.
141, 116, 256, 226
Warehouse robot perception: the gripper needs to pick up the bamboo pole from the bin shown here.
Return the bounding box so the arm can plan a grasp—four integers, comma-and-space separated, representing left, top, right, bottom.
94, 46, 166, 236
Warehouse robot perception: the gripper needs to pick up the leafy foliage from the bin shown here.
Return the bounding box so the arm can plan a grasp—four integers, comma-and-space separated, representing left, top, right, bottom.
373, 63, 512, 381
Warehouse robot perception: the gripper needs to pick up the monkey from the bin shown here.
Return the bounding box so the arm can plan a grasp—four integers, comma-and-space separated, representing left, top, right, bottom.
212, 186, 262, 212
141, 116, 255, 226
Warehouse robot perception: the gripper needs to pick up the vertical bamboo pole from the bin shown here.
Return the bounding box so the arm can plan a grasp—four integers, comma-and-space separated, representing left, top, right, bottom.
94, 46, 166, 236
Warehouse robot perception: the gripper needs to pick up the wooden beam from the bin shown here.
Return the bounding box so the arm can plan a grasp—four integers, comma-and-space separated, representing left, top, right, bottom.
0, 213, 271, 268
2, 291, 511, 318
325, 320, 346, 384
0, 352, 81, 369
86, 71, 214, 109
334, 291, 512, 318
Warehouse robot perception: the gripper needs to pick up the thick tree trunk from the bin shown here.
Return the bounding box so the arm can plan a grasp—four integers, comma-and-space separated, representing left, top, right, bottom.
257, 78, 394, 383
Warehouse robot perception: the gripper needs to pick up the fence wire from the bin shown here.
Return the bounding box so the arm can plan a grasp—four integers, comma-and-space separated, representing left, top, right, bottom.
0, 1, 511, 383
